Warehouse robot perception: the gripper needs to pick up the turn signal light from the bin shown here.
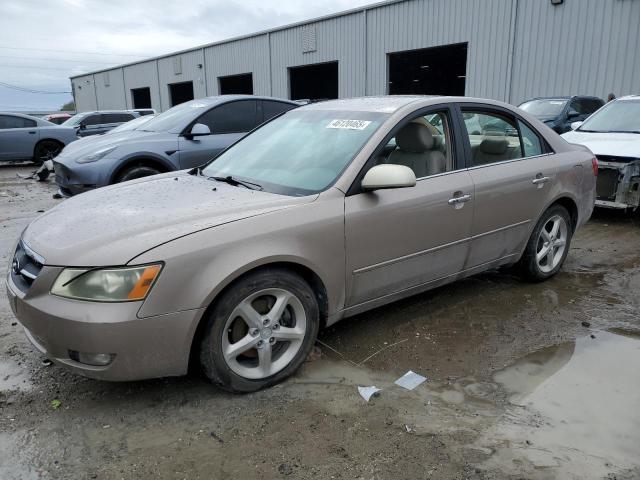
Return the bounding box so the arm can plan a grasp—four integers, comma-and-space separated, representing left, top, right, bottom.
592, 157, 598, 177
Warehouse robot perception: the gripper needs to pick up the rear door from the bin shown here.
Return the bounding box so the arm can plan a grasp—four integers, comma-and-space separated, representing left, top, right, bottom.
345, 106, 474, 307
0, 115, 38, 160
457, 104, 558, 268
178, 100, 259, 169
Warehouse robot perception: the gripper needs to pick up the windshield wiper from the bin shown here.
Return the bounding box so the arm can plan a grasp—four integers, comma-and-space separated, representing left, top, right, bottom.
210, 175, 263, 191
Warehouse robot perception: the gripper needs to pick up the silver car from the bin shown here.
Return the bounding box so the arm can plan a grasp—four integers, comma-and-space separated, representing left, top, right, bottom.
54, 96, 297, 195
7, 96, 596, 392
0, 112, 78, 163
61, 110, 140, 137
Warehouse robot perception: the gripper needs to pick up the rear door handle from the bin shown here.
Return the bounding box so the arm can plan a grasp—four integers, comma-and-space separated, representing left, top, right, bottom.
532, 176, 550, 185
448, 193, 472, 205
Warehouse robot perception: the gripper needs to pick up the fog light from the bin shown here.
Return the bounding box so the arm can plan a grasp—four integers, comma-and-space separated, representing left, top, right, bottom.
68, 350, 114, 366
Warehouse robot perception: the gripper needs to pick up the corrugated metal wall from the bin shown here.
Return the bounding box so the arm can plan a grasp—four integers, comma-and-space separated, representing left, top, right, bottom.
204, 34, 271, 96
71, 75, 98, 111
72, 0, 639, 113
270, 12, 366, 99
123, 61, 162, 111
509, 0, 640, 105
157, 49, 206, 108
92, 68, 126, 109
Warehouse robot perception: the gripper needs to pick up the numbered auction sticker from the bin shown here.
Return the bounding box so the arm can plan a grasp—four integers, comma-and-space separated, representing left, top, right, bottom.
327, 119, 372, 130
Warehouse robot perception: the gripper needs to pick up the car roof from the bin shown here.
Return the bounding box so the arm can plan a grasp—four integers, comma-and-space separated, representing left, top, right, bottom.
617, 95, 640, 101
0, 111, 43, 120
525, 95, 602, 101
183, 95, 298, 107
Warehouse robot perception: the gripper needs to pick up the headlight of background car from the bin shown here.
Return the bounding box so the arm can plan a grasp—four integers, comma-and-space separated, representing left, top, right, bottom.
51, 264, 162, 302
76, 146, 118, 164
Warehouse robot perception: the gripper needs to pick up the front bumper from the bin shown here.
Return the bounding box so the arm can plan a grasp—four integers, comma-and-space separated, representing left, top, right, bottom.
53, 158, 113, 196
6, 267, 204, 382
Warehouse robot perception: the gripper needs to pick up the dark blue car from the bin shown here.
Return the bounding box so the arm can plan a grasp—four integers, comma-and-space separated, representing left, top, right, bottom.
519, 96, 604, 134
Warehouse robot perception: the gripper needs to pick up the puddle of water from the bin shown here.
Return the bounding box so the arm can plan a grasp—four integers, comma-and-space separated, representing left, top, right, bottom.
0, 358, 32, 392
485, 330, 640, 478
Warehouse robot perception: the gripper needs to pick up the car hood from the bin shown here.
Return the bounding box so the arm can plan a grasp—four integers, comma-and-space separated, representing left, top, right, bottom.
23, 171, 316, 266
57, 130, 172, 159
561, 131, 640, 158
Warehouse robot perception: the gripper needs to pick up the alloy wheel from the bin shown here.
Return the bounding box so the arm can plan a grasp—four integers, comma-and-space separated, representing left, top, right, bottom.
536, 214, 568, 274
221, 288, 307, 380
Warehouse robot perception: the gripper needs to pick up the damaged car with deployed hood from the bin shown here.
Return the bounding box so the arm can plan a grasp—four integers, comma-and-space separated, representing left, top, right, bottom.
563, 95, 640, 210
7, 96, 596, 392
54, 95, 297, 196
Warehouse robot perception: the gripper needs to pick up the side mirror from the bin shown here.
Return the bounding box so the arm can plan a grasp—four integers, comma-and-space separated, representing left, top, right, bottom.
570, 121, 583, 131
567, 109, 580, 119
79, 123, 86, 130
361, 164, 416, 191
188, 123, 211, 138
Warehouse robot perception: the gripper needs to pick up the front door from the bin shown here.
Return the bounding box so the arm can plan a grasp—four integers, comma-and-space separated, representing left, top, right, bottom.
345, 108, 474, 307
178, 100, 258, 169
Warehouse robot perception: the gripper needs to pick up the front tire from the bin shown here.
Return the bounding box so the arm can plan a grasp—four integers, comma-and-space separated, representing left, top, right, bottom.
518, 205, 573, 282
116, 164, 162, 183
199, 269, 320, 393
33, 140, 63, 165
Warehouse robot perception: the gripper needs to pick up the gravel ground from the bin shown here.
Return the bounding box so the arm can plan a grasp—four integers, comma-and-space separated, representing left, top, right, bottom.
1, 163, 639, 480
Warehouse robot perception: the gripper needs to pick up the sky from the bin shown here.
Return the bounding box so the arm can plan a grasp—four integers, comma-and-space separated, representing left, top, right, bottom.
0, 0, 380, 112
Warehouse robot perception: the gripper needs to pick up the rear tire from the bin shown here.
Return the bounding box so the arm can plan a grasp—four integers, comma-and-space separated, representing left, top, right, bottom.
115, 164, 162, 183
518, 205, 573, 282
199, 269, 320, 393
33, 140, 63, 165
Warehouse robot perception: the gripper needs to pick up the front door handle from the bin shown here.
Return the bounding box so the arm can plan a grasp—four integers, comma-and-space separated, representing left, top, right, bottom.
532, 175, 550, 188
448, 193, 471, 205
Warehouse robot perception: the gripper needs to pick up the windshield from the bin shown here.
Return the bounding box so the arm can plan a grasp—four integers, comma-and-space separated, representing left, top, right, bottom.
62, 114, 84, 126
202, 109, 388, 196
107, 115, 155, 134
138, 101, 207, 132
519, 99, 567, 117
578, 100, 640, 133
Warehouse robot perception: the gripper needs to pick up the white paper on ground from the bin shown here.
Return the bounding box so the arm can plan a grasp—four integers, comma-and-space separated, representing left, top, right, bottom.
394, 370, 427, 390
357, 386, 381, 402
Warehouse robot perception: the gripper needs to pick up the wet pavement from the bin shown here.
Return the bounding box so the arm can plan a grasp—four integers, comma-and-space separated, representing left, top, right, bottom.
1, 164, 639, 479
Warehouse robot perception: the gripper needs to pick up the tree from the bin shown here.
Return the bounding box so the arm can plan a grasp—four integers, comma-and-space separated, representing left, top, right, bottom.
60, 100, 75, 112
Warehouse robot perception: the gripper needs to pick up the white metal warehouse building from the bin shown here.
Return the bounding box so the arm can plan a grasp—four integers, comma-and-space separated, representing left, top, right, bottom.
70, 0, 640, 113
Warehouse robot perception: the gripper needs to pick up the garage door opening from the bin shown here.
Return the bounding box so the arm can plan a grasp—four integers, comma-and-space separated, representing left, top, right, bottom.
131, 87, 152, 109
169, 81, 194, 107
289, 61, 338, 101
219, 73, 253, 95
388, 43, 468, 96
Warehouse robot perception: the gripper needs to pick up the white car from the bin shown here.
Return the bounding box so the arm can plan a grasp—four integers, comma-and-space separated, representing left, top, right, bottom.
562, 95, 640, 209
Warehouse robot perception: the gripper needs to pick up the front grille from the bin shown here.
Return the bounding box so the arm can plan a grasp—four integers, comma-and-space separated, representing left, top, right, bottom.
10, 241, 44, 293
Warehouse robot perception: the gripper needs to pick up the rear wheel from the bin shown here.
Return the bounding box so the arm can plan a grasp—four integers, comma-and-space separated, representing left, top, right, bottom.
518, 205, 572, 282
116, 164, 162, 183
33, 140, 63, 165
199, 269, 319, 393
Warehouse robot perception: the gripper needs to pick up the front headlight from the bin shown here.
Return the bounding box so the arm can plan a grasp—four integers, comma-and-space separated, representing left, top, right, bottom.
51, 264, 162, 302
76, 146, 117, 164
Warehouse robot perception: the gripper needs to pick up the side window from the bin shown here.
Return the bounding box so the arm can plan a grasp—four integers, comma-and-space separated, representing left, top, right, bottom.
83, 115, 102, 126
262, 101, 295, 123
462, 110, 522, 166
569, 99, 586, 115
0, 115, 36, 129
518, 120, 543, 157
374, 111, 453, 178
585, 99, 603, 114
103, 113, 133, 124
197, 100, 258, 134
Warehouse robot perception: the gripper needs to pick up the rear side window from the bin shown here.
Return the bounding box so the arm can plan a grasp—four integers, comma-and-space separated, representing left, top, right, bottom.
103, 113, 134, 123
262, 101, 295, 122
0, 115, 36, 129
461, 110, 522, 166
83, 115, 102, 126
518, 120, 543, 157
197, 100, 258, 134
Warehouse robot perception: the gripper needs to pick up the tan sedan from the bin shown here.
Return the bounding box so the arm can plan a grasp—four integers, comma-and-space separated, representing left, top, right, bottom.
7, 96, 596, 392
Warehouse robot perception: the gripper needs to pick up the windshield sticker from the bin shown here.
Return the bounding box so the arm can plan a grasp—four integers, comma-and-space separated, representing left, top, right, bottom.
327, 119, 372, 130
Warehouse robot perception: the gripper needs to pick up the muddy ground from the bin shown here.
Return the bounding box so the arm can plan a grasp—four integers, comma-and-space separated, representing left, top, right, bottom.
1, 163, 639, 480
